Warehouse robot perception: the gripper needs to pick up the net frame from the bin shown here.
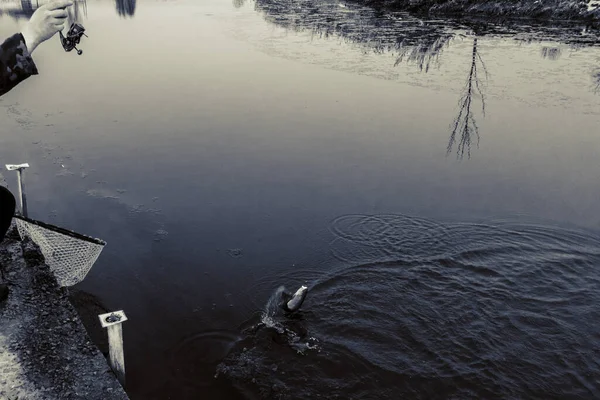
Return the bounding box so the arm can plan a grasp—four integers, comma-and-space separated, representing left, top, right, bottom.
13, 215, 106, 287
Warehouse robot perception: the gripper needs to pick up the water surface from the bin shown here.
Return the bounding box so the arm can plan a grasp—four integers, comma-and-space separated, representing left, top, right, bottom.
1, 0, 599, 398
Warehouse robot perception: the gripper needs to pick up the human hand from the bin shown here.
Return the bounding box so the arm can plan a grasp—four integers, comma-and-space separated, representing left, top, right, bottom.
21, 0, 74, 54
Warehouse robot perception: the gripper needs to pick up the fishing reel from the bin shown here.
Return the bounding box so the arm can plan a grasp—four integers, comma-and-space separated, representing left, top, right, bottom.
59, 23, 87, 55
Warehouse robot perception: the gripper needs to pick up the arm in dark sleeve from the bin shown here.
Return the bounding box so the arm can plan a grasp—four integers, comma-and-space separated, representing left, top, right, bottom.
0, 33, 39, 97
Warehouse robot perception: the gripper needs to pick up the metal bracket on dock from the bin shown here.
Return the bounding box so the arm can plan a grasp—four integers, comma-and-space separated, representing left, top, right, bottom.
98, 310, 128, 388
5, 163, 30, 218
99, 310, 128, 328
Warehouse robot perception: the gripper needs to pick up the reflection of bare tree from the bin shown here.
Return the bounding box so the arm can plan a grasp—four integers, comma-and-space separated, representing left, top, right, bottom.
593, 68, 600, 94
253, 0, 460, 67
237, 0, 599, 156
394, 34, 455, 72
21, 0, 34, 13
447, 37, 488, 159
233, 0, 247, 8
116, 0, 136, 17
541, 46, 562, 60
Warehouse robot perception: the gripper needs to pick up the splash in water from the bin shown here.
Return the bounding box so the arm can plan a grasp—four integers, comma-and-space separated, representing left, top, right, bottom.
256, 285, 320, 354
260, 285, 286, 332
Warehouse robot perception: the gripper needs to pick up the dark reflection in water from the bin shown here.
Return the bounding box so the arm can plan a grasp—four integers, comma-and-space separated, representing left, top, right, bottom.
2, 1, 600, 399
244, 0, 600, 62
115, 0, 136, 18
250, 0, 462, 54
393, 33, 455, 72
593, 68, 600, 94
447, 36, 488, 159
239, 0, 600, 157
540, 46, 562, 60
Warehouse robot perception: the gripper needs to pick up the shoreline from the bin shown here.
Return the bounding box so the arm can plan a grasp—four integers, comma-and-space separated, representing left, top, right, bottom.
0, 213, 129, 399
350, 0, 600, 24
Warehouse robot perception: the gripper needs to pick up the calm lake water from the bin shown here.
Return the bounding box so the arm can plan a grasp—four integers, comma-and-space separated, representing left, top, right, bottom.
1, 0, 600, 398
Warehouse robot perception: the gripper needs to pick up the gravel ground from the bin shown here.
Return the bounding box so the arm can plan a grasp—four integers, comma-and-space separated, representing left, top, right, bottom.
0, 224, 129, 400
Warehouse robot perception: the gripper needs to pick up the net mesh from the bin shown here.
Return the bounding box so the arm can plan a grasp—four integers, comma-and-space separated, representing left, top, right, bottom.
14, 216, 106, 287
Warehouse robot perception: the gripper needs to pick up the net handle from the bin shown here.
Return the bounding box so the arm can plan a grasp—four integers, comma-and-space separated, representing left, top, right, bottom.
13, 215, 107, 246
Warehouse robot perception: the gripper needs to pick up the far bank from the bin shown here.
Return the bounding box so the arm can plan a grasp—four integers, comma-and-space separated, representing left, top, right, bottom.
352, 0, 600, 22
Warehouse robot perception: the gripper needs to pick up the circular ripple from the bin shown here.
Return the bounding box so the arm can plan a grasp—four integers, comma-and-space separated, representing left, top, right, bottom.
329, 214, 452, 264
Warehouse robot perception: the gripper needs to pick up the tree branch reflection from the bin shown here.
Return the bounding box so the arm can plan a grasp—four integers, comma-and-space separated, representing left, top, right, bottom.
541, 46, 562, 60
447, 36, 489, 159
593, 68, 600, 94
251, 0, 460, 63
233, 0, 247, 9
394, 34, 455, 72
116, 0, 136, 17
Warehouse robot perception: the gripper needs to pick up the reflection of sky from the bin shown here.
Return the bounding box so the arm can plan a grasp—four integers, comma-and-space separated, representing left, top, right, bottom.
0, 0, 599, 235
2, 1, 600, 398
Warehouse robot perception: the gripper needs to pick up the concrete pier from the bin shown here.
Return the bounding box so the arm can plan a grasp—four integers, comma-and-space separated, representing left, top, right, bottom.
0, 176, 128, 399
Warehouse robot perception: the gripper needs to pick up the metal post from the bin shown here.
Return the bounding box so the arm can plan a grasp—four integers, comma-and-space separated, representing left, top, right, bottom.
16, 169, 27, 217
5, 164, 29, 217
98, 310, 128, 388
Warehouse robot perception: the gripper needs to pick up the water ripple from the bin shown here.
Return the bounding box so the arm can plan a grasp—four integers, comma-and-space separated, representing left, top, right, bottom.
217, 213, 600, 399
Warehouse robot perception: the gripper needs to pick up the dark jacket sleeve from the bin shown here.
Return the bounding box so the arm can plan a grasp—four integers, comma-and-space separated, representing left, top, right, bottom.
0, 33, 39, 97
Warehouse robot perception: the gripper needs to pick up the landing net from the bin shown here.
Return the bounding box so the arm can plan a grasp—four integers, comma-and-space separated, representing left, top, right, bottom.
14, 215, 106, 287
